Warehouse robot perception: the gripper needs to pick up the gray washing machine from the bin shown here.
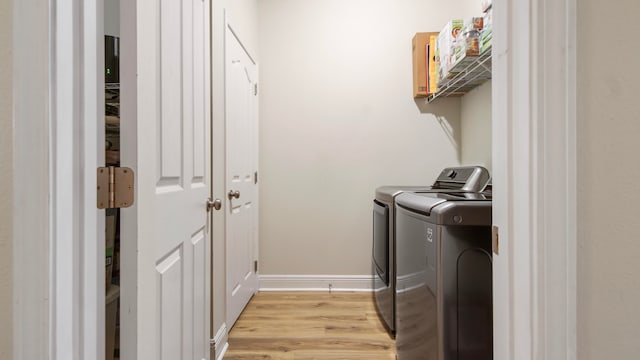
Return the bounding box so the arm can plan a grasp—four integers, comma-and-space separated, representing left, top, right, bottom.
373, 167, 490, 335
394, 191, 492, 360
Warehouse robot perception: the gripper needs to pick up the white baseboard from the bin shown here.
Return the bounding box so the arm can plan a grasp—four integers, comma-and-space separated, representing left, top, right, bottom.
213, 323, 229, 360
259, 275, 374, 292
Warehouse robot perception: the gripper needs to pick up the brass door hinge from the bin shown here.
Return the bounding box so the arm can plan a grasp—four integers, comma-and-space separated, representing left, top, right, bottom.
97, 166, 135, 209
492, 225, 499, 255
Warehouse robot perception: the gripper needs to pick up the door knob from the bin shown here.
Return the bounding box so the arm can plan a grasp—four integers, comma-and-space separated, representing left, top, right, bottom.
228, 190, 240, 199
207, 198, 222, 211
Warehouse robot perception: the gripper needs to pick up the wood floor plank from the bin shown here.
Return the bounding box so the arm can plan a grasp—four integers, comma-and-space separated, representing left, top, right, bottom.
292, 350, 397, 360
223, 352, 294, 360
224, 292, 396, 359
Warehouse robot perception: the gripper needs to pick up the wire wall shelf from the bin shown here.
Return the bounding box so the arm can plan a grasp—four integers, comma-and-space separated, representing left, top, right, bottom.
427, 46, 492, 103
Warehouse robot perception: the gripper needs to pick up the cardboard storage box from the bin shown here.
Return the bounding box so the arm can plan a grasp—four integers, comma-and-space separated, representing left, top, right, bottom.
483, 7, 493, 31
480, 8, 493, 54
480, 27, 493, 54
428, 34, 438, 94
413, 32, 438, 97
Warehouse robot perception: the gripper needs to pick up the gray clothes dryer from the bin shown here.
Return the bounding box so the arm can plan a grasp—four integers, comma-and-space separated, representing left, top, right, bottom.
394, 192, 492, 360
372, 167, 490, 335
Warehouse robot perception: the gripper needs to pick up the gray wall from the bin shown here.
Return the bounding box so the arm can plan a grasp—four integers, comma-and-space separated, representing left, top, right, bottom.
577, 0, 640, 358
211, 0, 259, 341
0, 0, 13, 358
104, 0, 120, 37
460, 81, 491, 172
257, 0, 481, 277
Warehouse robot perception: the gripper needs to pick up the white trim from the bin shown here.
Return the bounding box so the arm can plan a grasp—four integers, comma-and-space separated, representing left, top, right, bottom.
49, 0, 103, 358
51, 0, 82, 355
259, 275, 374, 292
12, 0, 104, 358
533, 0, 577, 358
492, 0, 577, 359
490, 3, 515, 357
81, 0, 105, 359
119, 0, 139, 357
213, 323, 229, 360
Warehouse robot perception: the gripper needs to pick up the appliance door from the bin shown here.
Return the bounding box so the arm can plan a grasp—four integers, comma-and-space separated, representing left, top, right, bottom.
441, 225, 493, 360
373, 199, 394, 332
373, 200, 389, 285
395, 206, 438, 360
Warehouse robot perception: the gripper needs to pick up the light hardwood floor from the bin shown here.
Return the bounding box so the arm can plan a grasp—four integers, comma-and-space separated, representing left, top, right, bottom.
224, 292, 397, 360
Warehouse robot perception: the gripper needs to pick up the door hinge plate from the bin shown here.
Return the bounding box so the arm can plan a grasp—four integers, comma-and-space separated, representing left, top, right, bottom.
97, 166, 135, 209
254, 260, 258, 273
492, 225, 499, 255
254, 171, 258, 184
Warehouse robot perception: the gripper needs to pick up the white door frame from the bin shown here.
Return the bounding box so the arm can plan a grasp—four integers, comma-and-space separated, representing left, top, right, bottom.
13, 0, 105, 359
118, 0, 138, 358
492, 0, 577, 359
50, 0, 105, 358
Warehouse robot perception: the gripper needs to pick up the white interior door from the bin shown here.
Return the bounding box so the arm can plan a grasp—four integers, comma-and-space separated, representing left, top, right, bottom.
225, 20, 259, 328
120, 0, 211, 358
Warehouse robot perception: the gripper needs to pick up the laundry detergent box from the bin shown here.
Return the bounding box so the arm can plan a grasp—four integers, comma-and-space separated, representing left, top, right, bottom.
480, 26, 493, 54
483, 7, 493, 31
480, 8, 493, 54
436, 19, 464, 85
453, 17, 484, 61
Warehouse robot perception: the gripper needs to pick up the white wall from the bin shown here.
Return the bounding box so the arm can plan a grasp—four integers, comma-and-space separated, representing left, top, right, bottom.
211, 0, 259, 352
460, 81, 491, 172
0, 0, 13, 358
257, 0, 482, 277
11, 0, 50, 358
577, 0, 640, 358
